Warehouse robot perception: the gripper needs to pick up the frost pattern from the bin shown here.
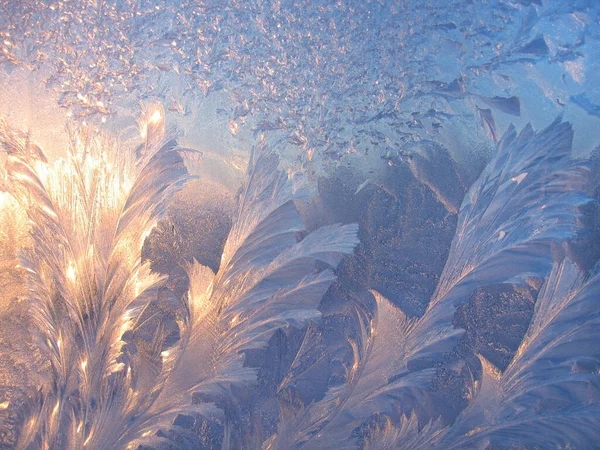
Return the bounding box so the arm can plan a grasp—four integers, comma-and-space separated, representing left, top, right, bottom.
0, 117, 359, 448
266, 120, 596, 449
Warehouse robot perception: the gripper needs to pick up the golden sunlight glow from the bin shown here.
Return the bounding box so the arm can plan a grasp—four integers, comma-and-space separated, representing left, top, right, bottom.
34, 160, 50, 183
83, 432, 93, 446
134, 279, 143, 297
0, 108, 181, 447
52, 401, 60, 418
138, 104, 165, 140
66, 262, 76, 282
33, 133, 136, 232
0, 191, 10, 210
149, 108, 163, 125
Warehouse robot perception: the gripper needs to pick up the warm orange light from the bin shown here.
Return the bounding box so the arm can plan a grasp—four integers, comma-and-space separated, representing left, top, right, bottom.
138, 104, 165, 140
0, 192, 9, 209
66, 262, 76, 282
148, 108, 163, 125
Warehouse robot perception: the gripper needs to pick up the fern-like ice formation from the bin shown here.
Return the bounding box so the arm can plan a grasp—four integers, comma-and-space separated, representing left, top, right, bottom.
1, 112, 597, 449
1, 114, 360, 449
127, 145, 360, 448
267, 119, 595, 449
0, 189, 30, 311
430, 255, 600, 449
1, 106, 193, 449
357, 254, 600, 450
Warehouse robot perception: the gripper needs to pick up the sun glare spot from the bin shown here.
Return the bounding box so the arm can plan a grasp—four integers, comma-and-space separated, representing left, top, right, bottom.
52, 401, 60, 417
0, 192, 11, 211
149, 108, 163, 125
66, 262, 76, 282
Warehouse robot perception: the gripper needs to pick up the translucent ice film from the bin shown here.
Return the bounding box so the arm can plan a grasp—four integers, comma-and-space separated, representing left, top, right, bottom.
0, 1, 599, 449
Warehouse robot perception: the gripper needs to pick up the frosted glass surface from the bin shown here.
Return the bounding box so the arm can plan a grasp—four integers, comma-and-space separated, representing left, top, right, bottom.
0, 1, 599, 448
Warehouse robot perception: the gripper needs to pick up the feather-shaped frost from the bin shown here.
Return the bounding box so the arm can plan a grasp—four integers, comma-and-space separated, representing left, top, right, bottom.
0, 189, 29, 310
266, 119, 592, 450
128, 150, 359, 447
362, 413, 444, 450
408, 119, 590, 367
1, 111, 192, 449
266, 292, 435, 450
430, 256, 600, 449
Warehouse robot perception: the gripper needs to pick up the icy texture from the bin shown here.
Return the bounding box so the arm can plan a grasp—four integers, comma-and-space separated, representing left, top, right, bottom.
1, 1, 599, 169
1, 110, 192, 448
0, 0, 599, 449
265, 118, 594, 450
0, 119, 359, 448
0, 115, 598, 449
128, 149, 359, 448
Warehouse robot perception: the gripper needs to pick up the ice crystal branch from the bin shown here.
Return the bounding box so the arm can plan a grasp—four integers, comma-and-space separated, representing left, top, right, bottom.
123, 147, 359, 448
267, 119, 594, 449
404, 255, 600, 450
1, 108, 191, 449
